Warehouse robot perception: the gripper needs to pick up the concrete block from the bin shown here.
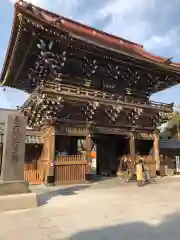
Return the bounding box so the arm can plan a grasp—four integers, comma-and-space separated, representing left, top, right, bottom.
0, 180, 29, 195
0, 192, 37, 212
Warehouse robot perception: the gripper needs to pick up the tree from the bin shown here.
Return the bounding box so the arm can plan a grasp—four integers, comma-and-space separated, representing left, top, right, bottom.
160, 111, 180, 140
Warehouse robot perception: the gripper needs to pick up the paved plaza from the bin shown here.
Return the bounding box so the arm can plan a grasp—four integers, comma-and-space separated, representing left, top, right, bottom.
1, 178, 180, 239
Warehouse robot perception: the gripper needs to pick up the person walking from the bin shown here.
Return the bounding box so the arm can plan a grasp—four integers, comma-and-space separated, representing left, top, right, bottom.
119, 156, 128, 180
125, 158, 133, 182
136, 158, 144, 186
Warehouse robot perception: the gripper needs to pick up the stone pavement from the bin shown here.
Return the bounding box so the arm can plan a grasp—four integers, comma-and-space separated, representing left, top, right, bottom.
1, 179, 180, 239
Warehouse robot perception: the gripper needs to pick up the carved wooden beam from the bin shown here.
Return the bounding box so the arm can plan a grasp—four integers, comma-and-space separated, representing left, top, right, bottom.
150, 112, 172, 127
21, 93, 64, 128
105, 105, 123, 123
127, 107, 143, 125
81, 101, 100, 121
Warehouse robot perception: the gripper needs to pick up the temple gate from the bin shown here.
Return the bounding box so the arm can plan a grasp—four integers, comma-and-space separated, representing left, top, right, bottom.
1, 1, 178, 184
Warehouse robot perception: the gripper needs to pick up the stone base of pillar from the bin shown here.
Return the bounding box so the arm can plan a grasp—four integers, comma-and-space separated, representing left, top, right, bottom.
85, 173, 92, 181
160, 165, 165, 177
156, 161, 160, 171
165, 165, 168, 176
0, 180, 30, 195
45, 176, 55, 186
167, 169, 174, 176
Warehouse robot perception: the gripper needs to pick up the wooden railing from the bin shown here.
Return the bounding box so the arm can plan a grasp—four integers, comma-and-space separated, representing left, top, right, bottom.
54, 155, 87, 185
45, 83, 173, 111
24, 169, 45, 185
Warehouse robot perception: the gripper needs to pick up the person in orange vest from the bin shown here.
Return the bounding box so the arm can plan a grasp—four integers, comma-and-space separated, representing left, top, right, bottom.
136, 158, 144, 187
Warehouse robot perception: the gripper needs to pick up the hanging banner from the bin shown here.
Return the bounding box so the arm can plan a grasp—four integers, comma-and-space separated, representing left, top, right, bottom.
175, 156, 180, 173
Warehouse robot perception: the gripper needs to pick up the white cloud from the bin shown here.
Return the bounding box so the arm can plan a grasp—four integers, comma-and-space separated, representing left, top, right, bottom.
9, 0, 80, 17
96, 0, 179, 55
99, 0, 151, 17
3, 49, 7, 56
145, 36, 172, 50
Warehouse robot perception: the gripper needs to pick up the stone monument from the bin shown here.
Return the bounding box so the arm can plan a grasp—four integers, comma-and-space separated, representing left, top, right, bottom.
0, 113, 37, 211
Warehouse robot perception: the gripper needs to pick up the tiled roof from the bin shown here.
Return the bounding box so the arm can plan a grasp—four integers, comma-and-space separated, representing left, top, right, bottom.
2, 0, 180, 89
13, 1, 180, 67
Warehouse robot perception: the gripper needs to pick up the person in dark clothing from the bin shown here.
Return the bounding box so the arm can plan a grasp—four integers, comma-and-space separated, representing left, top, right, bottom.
120, 156, 133, 182
139, 157, 149, 184
120, 156, 128, 180
126, 158, 133, 182
139, 158, 145, 172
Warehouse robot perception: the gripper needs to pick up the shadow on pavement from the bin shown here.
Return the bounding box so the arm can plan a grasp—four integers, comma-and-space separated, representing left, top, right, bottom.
89, 175, 113, 183
37, 184, 90, 206
58, 212, 180, 240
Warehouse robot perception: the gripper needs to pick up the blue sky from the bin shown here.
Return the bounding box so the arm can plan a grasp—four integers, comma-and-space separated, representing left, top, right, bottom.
1, 0, 180, 108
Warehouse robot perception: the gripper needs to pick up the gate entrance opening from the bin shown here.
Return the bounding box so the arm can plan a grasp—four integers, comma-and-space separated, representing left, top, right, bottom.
94, 134, 129, 176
